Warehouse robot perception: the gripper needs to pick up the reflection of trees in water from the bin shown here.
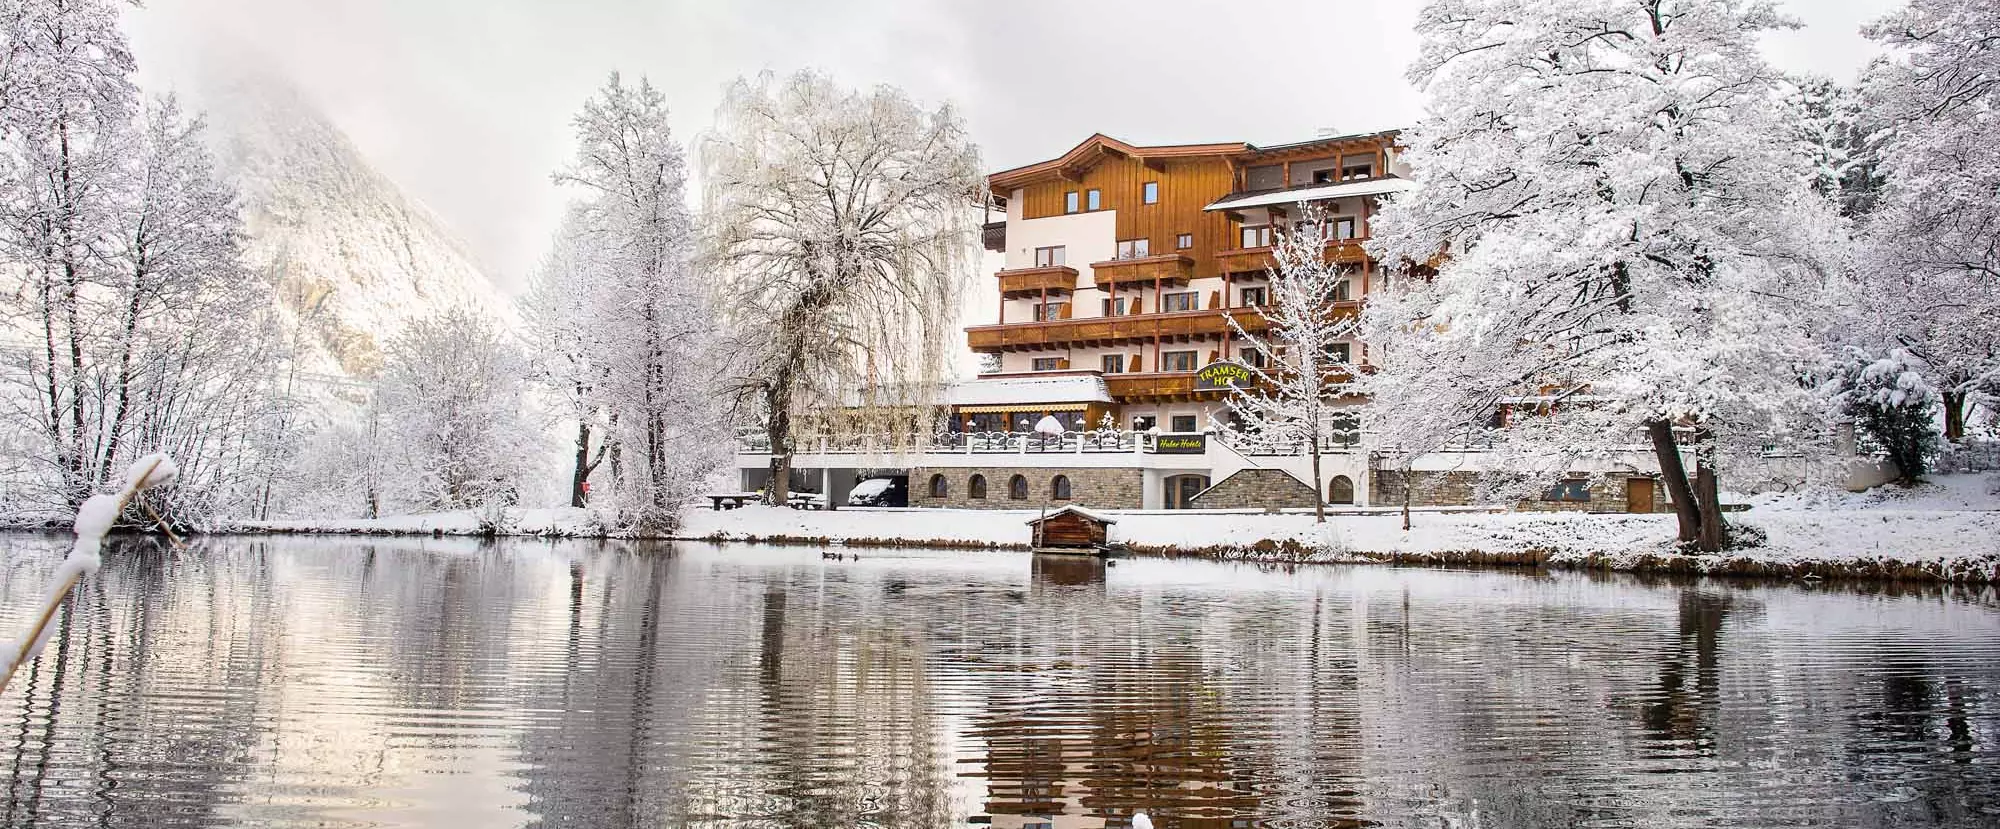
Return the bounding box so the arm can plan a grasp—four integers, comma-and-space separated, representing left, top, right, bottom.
1638, 590, 1732, 746
514, 547, 955, 827
1844, 653, 2000, 823
2, 537, 279, 828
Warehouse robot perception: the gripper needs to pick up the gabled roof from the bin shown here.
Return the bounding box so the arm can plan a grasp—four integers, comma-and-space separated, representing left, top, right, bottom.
989, 133, 1250, 191
1024, 505, 1118, 525
1240, 129, 1402, 162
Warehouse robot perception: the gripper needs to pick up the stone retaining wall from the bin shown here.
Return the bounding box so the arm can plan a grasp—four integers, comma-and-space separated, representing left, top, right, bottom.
1371, 470, 1670, 513
910, 467, 1142, 510
1188, 469, 1318, 510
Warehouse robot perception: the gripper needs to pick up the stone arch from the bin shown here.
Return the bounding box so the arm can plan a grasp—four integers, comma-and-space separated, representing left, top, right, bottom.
1328, 475, 1355, 505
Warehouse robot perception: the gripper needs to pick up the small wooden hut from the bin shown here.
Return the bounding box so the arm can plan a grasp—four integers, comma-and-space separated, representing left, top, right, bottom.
1026, 506, 1116, 555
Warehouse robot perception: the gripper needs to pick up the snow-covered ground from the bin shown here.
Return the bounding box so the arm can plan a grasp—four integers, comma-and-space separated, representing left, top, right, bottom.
228, 474, 2000, 583
680, 473, 2000, 583
239, 507, 604, 537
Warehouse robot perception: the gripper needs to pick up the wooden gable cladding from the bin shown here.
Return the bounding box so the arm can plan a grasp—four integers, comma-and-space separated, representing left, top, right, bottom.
1019, 154, 1238, 280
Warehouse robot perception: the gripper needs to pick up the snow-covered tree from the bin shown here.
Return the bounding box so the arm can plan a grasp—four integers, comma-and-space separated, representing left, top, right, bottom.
529, 72, 726, 531
1367, 0, 1849, 552
522, 208, 608, 509
1793, 77, 1883, 218
1858, 0, 2000, 442
377, 307, 537, 512
0, 1, 292, 522
1224, 205, 1364, 523
1821, 347, 1941, 485
700, 70, 982, 506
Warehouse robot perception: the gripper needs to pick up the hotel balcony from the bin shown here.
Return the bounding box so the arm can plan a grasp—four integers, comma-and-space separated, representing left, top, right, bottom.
966, 307, 1274, 352
1103, 371, 1207, 402
996, 265, 1079, 299
1090, 253, 1194, 289
1214, 238, 1374, 276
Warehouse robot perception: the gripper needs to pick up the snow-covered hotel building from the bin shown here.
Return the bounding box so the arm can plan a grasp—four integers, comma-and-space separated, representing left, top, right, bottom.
967, 131, 1404, 431
735, 130, 1677, 512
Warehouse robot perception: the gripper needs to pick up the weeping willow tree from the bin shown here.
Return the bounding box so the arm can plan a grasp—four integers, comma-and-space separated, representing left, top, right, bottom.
701, 70, 983, 505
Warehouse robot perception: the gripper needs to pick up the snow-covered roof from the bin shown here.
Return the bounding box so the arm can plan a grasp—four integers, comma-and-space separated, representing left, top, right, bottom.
947, 375, 1113, 407
1204, 177, 1419, 212
1024, 505, 1118, 525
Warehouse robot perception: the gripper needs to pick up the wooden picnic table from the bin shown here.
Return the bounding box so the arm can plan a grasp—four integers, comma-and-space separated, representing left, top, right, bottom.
708, 493, 759, 510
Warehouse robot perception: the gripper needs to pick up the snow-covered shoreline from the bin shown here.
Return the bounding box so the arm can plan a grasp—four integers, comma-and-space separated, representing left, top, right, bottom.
212, 474, 2000, 585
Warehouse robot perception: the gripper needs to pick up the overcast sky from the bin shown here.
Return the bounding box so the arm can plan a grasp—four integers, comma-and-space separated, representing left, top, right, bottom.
126, 0, 1900, 292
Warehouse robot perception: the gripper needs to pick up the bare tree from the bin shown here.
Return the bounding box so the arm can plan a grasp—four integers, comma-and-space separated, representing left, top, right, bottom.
700, 70, 982, 506
1225, 205, 1365, 523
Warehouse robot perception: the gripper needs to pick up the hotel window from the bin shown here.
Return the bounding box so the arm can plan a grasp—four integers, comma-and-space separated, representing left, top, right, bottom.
969, 474, 987, 499
928, 474, 948, 499
1333, 217, 1358, 240
1171, 414, 1198, 433
1332, 279, 1352, 302
1034, 302, 1066, 321
1143, 182, 1159, 204
1323, 342, 1352, 363
1032, 357, 1063, 372
1115, 238, 1150, 259
1176, 233, 1192, 249
1161, 350, 1197, 372
1102, 354, 1124, 374
1243, 349, 1269, 369
1101, 297, 1126, 316
1161, 292, 1196, 313
1312, 167, 1338, 185
1064, 191, 1079, 213
1051, 475, 1072, 500
1240, 286, 1268, 306
1034, 245, 1066, 267
1087, 189, 1102, 211
1242, 225, 1273, 249
1341, 154, 1376, 181
1009, 475, 1028, 501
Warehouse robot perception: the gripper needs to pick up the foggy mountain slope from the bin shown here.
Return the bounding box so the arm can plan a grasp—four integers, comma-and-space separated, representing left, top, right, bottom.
194, 70, 502, 378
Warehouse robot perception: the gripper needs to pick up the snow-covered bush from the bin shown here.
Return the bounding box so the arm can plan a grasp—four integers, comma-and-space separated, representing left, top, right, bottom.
1822, 347, 1942, 485
378, 308, 541, 512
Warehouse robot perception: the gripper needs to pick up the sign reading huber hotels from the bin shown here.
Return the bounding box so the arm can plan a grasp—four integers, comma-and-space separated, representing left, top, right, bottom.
1192, 361, 1254, 391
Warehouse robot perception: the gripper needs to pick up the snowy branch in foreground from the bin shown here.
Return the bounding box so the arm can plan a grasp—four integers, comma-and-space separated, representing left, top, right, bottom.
0, 453, 178, 692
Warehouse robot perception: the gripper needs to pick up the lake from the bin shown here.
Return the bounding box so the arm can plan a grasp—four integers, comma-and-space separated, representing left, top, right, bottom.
1, 534, 1997, 828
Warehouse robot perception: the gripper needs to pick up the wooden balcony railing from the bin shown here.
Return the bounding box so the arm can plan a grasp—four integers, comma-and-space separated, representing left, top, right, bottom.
1104, 372, 1202, 401
1090, 253, 1195, 289
996, 265, 1079, 299
1215, 238, 1374, 276
967, 308, 1274, 352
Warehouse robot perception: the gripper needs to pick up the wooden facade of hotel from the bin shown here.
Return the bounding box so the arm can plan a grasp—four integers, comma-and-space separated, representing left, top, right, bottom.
974, 130, 1403, 417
